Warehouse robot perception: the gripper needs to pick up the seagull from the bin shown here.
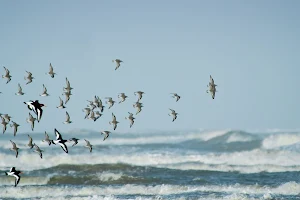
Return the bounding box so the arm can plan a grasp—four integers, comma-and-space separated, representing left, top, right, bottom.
83, 107, 92, 119
105, 97, 115, 109
170, 93, 181, 102
40, 84, 49, 96
64, 77, 73, 91
51, 128, 68, 153
69, 138, 79, 147
101, 131, 111, 141
10, 140, 19, 158
27, 135, 34, 149
15, 83, 25, 96
42, 131, 52, 146
118, 93, 128, 104
5, 167, 22, 187
10, 121, 20, 136
23, 100, 45, 122
33, 144, 43, 159
169, 109, 178, 122
125, 112, 135, 128
24, 71, 34, 84
56, 97, 66, 109
26, 113, 36, 131
46, 63, 56, 78
109, 113, 119, 130
84, 139, 93, 153
63, 111, 72, 124
1, 116, 8, 134
62, 91, 72, 104
2, 66, 12, 84
112, 59, 123, 70
134, 91, 145, 102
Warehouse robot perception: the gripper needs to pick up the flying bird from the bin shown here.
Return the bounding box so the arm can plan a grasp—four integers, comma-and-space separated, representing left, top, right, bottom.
1, 116, 8, 134
125, 112, 135, 128
105, 97, 115, 109
10, 121, 20, 136
10, 140, 19, 158
109, 113, 119, 130
69, 138, 79, 147
169, 109, 178, 122
112, 59, 123, 70
40, 84, 49, 96
33, 144, 43, 159
134, 91, 145, 102
2, 66, 12, 84
5, 167, 22, 187
56, 97, 66, 109
51, 129, 68, 153
46, 63, 56, 78
63, 111, 72, 124
27, 135, 34, 149
84, 139, 93, 152
101, 131, 111, 141
24, 71, 34, 84
42, 132, 52, 146
26, 113, 36, 131
170, 93, 180, 102
15, 84, 25, 95
118, 93, 128, 104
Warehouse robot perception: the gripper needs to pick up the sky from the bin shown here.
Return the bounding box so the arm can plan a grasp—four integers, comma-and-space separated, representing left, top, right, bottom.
0, 0, 299, 134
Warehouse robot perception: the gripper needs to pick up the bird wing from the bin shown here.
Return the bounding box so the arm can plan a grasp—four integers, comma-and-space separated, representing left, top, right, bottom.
18, 84, 22, 92
13, 174, 20, 187
66, 111, 70, 121
49, 63, 53, 73
55, 129, 63, 140
10, 140, 16, 148
112, 113, 116, 121
36, 107, 43, 123
59, 143, 68, 153
10, 167, 16, 172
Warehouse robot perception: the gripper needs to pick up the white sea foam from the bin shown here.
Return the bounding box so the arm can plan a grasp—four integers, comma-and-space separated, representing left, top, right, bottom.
262, 133, 300, 149
226, 132, 255, 143
0, 182, 299, 198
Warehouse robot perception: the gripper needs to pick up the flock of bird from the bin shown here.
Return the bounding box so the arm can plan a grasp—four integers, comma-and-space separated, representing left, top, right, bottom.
1, 60, 217, 187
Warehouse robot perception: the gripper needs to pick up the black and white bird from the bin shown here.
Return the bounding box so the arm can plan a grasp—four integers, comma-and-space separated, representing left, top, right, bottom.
101, 131, 111, 141
42, 131, 52, 146
84, 139, 93, 152
10, 121, 20, 136
69, 138, 79, 147
10, 140, 19, 158
46, 63, 56, 78
170, 93, 181, 102
5, 167, 22, 187
51, 129, 68, 153
24, 100, 46, 122
24, 71, 34, 84
2, 66, 12, 84
112, 59, 123, 70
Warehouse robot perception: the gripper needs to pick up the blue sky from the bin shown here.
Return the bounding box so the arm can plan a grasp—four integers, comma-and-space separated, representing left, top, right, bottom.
0, 0, 299, 134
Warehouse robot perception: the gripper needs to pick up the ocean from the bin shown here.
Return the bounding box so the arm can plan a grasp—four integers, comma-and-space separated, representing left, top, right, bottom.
1, 129, 300, 200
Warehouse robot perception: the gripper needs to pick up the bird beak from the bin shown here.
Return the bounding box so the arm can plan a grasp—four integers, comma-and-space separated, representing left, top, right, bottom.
43, 105, 47, 107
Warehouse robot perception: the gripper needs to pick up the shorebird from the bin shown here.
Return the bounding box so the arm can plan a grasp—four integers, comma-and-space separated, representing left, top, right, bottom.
69, 138, 79, 147
40, 84, 49, 96
57, 97, 66, 109
134, 91, 145, 102
96, 97, 105, 112
46, 63, 56, 78
23, 100, 45, 122
63, 111, 72, 124
84, 139, 93, 153
112, 59, 123, 70
88, 111, 97, 122
208, 75, 217, 87
101, 131, 111, 141
1, 116, 8, 134
33, 144, 43, 159
15, 84, 25, 96
26, 113, 36, 131
83, 107, 92, 119
42, 131, 52, 146
27, 135, 34, 149
118, 93, 128, 104
64, 77, 73, 91
87, 100, 96, 110
1, 113, 11, 122
10, 140, 19, 158
169, 109, 178, 122
109, 113, 119, 130
105, 97, 115, 109
133, 102, 143, 115
24, 71, 34, 84
206, 75, 217, 99
62, 91, 72, 104
94, 111, 102, 120
170, 93, 181, 102
5, 167, 22, 187
2, 66, 12, 84
125, 112, 135, 128
51, 128, 68, 153
10, 121, 20, 136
